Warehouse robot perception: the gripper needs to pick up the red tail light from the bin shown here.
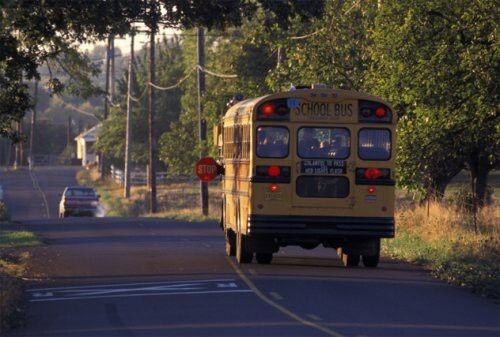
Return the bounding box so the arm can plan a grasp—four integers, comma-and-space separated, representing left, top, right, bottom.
356, 168, 393, 185
255, 165, 291, 183
365, 168, 381, 179
268, 166, 280, 177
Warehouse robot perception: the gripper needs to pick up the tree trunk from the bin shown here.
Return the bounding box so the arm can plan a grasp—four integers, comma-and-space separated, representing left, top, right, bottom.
428, 164, 463, 200
468, 147, 493, 207
475, 153, 490, 206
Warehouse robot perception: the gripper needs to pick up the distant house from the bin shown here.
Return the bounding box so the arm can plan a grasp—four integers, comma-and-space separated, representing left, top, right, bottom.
75, 124, 101, 167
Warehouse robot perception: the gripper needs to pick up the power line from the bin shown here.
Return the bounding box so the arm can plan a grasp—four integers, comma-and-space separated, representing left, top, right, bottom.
148, 67, 196, 90
197, 65, 237, 79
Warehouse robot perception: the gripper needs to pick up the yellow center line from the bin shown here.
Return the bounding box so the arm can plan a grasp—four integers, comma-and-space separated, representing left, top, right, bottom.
269, 292, 283, 301
29, 169, 50, 218
226, 257, 345, 337
306, 314, 323, 321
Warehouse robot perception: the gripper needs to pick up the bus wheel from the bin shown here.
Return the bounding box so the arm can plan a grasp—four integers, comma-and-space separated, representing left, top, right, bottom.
362, 240, 380, 267
225, 230, 236, 256
362, 254, 379, 267
342, 253, 360, 267
338, 248, 360, 267
236, 233, 253, 264
256, 252, 273, 264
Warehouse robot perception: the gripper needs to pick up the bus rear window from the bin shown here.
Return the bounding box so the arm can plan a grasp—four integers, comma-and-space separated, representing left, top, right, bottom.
358, 129, 391, 160
297, 127, 350, 159
296, 176, 349, 198
256, 127, 289, 158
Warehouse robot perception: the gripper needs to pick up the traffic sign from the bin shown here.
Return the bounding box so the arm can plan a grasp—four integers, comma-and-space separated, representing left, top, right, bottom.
195, 157, 219, 182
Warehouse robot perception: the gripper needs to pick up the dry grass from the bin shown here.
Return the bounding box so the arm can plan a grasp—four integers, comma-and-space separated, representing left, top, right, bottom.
0, 251, 30, 331
384, 201, 499, 298
77, 169, 222, 220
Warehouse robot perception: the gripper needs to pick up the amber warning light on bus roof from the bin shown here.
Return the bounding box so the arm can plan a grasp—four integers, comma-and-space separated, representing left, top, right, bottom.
195, 157, 220, 182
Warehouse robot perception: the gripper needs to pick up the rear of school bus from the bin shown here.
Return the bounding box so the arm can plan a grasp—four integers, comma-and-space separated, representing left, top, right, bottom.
224, 85, 396, 267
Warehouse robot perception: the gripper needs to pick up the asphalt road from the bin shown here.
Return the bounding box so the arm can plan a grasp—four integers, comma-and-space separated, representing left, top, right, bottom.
1, 166, 499, 337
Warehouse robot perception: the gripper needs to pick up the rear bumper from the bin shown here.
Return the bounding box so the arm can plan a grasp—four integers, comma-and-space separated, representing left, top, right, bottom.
63, 207, 97, 216
247, 215, 394, 238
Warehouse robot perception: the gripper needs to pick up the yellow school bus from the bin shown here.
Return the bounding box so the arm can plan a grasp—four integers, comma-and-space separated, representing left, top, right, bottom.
214, 84, 396, 267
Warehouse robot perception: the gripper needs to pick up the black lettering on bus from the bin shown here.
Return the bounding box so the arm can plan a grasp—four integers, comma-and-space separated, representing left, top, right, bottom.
333, 104, 353, 117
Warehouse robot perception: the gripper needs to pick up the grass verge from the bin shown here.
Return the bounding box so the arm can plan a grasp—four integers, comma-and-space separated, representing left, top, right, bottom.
0, 231, 42, 332
76, 169, 138, 217
0, 231, 41, 247
77, 168, 221, 221
383, 201, 499, 299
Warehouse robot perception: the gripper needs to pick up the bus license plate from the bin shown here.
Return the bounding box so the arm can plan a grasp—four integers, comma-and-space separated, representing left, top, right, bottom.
265, 191, 283, 201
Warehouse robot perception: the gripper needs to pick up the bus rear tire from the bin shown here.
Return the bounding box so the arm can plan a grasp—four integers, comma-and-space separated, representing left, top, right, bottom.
236, 232, 253, 264
362, 254, 379, 267
338, 248, 360, 267
256, 252, 273, 264
342, 253, 360, 267
362, 238, 380, 267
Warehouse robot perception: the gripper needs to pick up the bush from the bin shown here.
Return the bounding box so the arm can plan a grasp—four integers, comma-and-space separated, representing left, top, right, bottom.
447, 186, 494, 211
0, 273, 25, 331
0, 202, 10, 222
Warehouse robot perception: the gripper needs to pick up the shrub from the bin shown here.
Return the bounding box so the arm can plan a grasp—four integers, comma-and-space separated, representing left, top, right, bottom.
447, 185, 494, 211
0, 202, 10, 222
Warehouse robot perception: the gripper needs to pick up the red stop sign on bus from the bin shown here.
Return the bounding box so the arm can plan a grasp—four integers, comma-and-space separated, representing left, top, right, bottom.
195, 157, 219, 182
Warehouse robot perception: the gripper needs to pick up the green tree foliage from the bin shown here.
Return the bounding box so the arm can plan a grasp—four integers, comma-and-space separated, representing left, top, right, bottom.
265, 0, 378, 91
158, 25, 275, 174
158, 0, 327, 174
1, 0, 325, 143
95, 35, 184, 168
0, 0, 139, 140
368, 0, 499, 202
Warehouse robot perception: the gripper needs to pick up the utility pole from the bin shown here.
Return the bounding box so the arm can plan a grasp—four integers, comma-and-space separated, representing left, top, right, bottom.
148, 27, 157, 213
197, 27, 208, 216
110, 36, 115, 104
66, 117, 72, 148
98, 35, 113, 176
124, 32, 135, 198
14, 122, 22, 168
29, 81, 38, 167
104, 35, 112, 120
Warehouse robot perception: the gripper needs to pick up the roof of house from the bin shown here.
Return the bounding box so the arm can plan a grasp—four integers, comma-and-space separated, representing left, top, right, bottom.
75, 124, 101, 142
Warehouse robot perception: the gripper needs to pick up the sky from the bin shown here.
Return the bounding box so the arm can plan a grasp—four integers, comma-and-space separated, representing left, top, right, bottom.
80, 26, 178, 58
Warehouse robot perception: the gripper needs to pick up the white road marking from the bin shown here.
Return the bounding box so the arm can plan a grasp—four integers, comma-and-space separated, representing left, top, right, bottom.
28, 279, 251, 303
30, 289, 252, 303
216, 282, 238, 288
28, 278, 236, 292
31, 292, 54, 298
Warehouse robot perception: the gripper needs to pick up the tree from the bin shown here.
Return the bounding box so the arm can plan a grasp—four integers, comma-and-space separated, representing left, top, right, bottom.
158, 1, 327, 174
368, 0, 499, 203
264, 0, 378, 92
1, 0, 326, 143
95, 35, 184, 168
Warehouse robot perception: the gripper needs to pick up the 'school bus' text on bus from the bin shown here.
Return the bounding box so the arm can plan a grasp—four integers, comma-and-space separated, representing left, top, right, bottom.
211, 84, 396, 267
